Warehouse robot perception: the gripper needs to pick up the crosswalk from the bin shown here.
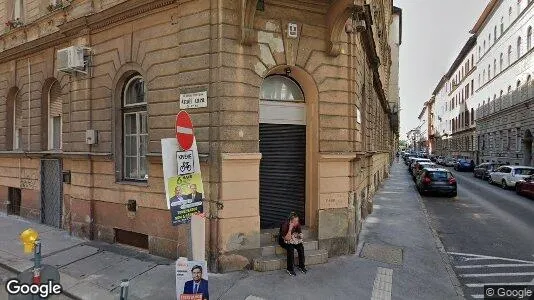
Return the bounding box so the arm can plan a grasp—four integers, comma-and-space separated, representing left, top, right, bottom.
448, 252, 534, 299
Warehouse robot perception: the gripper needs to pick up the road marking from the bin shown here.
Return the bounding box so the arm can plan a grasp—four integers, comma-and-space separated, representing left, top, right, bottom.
448, 252, 534, 264
459, 272, 534, 277
371, 267, 393, 300
456, 263, 534, 269
465, 282, 532, 288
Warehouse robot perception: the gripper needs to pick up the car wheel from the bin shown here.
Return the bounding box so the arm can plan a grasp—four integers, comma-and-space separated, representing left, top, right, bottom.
501, 179, 507, 189
488, 177, 493, 184
516, 185, 522, 195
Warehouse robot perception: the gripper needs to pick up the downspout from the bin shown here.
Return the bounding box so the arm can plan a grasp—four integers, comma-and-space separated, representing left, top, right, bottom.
87, 37, 95, 241
27, 58, 31, 152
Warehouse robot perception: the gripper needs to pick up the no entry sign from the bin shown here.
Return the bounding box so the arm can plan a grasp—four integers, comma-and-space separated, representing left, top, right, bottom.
176, 111, 194, 150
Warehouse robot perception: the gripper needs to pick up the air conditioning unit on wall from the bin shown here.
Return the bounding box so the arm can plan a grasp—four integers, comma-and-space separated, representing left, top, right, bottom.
57, 46, 90, 74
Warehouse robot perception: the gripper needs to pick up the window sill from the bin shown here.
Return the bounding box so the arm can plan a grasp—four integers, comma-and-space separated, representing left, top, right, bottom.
115, 180, 149, 187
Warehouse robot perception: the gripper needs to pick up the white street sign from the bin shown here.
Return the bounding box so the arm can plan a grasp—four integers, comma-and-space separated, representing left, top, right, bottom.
176, 150, 194, 175
179, 91, 207, 109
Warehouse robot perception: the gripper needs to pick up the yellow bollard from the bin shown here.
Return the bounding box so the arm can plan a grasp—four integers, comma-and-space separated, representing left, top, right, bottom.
20, 228, 39, 254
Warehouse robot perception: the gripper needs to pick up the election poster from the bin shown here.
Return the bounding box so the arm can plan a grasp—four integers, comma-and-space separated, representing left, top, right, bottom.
176, 258, 209, 300
168, 173, 205, 225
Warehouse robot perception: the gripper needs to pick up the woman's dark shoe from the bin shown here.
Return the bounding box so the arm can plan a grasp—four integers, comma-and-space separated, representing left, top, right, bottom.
287, 269, 297, 276
297, 266, 308, 274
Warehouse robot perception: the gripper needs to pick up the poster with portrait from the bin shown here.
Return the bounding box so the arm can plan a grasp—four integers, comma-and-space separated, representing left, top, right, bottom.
168, 173, 205, 225
176, 258, 209, 300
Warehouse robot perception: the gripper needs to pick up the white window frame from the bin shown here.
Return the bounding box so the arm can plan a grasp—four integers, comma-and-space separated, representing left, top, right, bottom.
122, 75, 148, 181
13, 0, 23, 20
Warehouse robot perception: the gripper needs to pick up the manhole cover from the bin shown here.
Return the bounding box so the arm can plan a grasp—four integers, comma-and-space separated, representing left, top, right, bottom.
359, 243, 403, 265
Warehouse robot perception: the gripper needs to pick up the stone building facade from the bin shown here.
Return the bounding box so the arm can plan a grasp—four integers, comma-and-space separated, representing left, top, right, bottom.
0, 0, 400, 272
476, 80, 534, 165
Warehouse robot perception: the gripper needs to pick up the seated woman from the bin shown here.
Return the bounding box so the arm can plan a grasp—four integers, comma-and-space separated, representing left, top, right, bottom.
278, 212, 307, 276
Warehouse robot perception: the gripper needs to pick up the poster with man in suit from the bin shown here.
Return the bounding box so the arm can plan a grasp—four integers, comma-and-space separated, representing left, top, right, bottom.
176, 258, 208, 300
167, 173, 205, 225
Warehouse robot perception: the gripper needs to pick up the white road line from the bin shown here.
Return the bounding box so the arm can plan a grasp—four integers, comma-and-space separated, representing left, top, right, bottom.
456, 263, 534, 268
465, 282, 532, 288
459, 272, 534, 277
448, 252, 534, 264
371, 267, 393, 300
176, 126, 193, 134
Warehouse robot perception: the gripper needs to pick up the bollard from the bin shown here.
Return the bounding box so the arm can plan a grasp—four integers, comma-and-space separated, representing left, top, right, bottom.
119, 279, 129, 300
32, 239, 42, 284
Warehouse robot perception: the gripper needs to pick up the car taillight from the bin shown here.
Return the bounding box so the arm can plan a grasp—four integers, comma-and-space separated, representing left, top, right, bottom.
449, 178, 456, 184
423, 177, 431, 185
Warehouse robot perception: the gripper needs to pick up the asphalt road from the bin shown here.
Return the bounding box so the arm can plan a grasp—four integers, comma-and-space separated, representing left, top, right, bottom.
417, 166, 534, 299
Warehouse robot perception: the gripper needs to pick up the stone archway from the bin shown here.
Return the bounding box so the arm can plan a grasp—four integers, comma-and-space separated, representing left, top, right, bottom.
523, 129, 533, 166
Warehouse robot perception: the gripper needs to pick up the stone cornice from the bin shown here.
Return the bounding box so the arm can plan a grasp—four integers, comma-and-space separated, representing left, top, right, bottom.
0, 0, 177, 63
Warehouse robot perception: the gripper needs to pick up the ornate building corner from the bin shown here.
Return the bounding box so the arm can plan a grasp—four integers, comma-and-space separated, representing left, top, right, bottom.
326, 0, 364, 56
240, 0, 260, 45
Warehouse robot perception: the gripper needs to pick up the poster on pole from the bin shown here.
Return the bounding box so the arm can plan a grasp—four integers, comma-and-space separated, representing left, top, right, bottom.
176, 258, 209, 300
168, 173, 204, 225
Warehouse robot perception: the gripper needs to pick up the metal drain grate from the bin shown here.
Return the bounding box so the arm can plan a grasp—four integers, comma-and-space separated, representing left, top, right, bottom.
359, 243, 403, 265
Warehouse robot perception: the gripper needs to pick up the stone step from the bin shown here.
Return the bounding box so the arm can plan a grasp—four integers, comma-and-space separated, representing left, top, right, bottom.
253, 249, 328, 272
261, 240, 318, 256
259, 227, 315, 244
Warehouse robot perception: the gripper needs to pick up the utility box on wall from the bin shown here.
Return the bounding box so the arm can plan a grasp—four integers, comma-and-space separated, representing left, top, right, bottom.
85, 130, 98, 145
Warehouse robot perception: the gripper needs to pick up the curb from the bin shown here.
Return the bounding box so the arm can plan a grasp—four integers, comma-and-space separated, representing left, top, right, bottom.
414, 186, 466, 300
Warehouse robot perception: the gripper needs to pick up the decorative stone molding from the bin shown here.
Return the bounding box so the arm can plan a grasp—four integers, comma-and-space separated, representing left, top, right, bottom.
326, 0, 364, 56
240, 0, 260, 45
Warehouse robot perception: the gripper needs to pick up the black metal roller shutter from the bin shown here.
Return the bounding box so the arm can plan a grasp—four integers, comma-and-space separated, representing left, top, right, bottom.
259, 123, 306, 229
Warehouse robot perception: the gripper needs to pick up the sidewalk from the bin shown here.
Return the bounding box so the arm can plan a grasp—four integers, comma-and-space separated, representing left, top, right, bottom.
0, 161, 463, 300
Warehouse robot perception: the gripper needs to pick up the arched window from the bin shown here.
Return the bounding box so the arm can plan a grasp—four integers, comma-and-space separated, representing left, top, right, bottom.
508, 45, 512, 65
500, 17, 504, 35
494, 26, 497, 42
260, 75, 304, 101
508, 85, 512, 93
500, 90, 503, 97
528, 75, 532, 82
471, 54, 474, 68
493, 59, 497, 76
478, 46, 482, 59
517, 80, 521, 88
488, 64, 491, 79
499, 53, 504, 71
517, 0, 521, 16
483, 40, 486, 53
483, 69, 486, 82
471, 108, 475, 125
527, 26, 532, 50
122, 75, 148, 181
509, 6, 513, 22
489, 33, 492, 46
13, 0, 23, 21
48, 81, 62, 150
517, 36, 522, 58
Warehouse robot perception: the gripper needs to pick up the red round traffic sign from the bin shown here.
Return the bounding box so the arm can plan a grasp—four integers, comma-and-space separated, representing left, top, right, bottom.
176, 111, 194, 150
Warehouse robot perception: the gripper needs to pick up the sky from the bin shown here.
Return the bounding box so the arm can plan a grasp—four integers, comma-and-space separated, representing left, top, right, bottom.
393, 0, 489, 141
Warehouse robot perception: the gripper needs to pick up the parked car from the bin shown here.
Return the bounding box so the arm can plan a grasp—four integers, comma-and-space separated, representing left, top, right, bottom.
443, 157, 456, 167
473, 162, 502, 180
408, 158, 431, 175
515, 175, 534, 199
416, 167, 457, 197
454, 159, 475, 172
412, 162, 439, 181
489, 165, 534, 189
436, 156, 445, 165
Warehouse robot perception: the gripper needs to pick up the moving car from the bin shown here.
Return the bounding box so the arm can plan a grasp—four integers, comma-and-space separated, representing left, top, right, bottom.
473, 162, 502, 180
454, 159, 475, 172
515, 175, 534, 199
416, 167, 457, 197
489, 165, 534, 189
443, 157, 456, 167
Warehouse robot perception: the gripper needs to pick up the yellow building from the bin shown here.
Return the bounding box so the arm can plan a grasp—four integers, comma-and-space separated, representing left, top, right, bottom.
0, 0, 400, 272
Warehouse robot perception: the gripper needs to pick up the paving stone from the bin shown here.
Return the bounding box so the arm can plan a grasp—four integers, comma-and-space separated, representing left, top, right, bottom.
359, 243, 404, 265
59, 250, 128, 279
43, 245, 99, 268
83, 256, 157, 291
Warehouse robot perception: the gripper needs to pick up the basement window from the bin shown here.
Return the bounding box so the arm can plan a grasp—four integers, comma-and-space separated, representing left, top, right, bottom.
114, 228, 148, 250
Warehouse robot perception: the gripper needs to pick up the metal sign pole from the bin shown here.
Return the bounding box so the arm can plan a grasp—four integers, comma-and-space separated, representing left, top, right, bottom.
119, 279, 129, 300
